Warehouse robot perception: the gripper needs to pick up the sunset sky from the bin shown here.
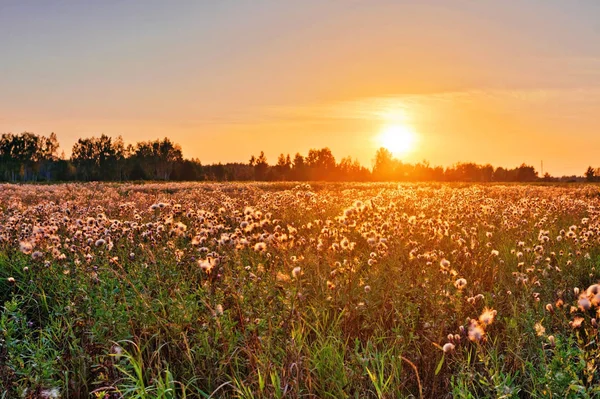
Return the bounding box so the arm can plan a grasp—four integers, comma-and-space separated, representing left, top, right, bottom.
1, 1, 599, 176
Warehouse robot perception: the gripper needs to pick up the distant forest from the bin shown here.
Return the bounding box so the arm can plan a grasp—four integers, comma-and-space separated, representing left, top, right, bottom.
0, 132, 590, 183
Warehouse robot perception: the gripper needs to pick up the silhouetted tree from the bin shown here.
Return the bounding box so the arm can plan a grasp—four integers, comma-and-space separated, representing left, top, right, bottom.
275, 153, 292, 180
0, 131, 557, 183
252, 151, 268, 180
71, 134, 124, 181
306, 148, 336, 180
373, 147, 396, 181
516, 164, 538, 182
586, 166, 596, 182
134, 138, 183, 180
291, 153, 307, 180
0, 132, 60, 181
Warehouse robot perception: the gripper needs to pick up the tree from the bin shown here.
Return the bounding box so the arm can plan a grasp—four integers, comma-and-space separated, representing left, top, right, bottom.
515, 164, 538, 182
134, 138, 183, 180
306, 148, 336, 180
253, 151, 268, 180
493, 167, 508, 182
292, 153, 307, 180
338, 156, 368, 181
37, 132, 61, 180
481, 164, 494, 182
586, 166, 596, 182
275, 153, 292, 180
372, 147, 396, 181
0, 132, 60, 181
71, 134, 122, 181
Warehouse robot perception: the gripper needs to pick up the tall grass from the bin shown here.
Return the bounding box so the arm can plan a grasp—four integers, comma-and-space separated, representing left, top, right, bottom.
1, 182, 600, 397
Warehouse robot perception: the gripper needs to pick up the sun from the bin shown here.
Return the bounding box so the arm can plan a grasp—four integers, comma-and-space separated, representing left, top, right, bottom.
378, 124, 417, 156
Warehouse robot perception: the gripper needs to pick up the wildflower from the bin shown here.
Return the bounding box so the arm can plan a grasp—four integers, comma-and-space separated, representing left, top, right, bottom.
440, 259, 450, 270
555, 298, 564, 308
95, 238, 106, 247
479, 308, 496, 326
292, 266, 302, 279
19, 241, 33, 254
364, 285, 371, 293
198, 258, 216, 274
111, 344, 123, 359
587, 284, 600, 297
454, 278, 467, 290
548, 335, 555, 346
534, 322, 546, 336
253, 242, 267, 252
468, 322, 485, 342
276, 271, 290, 283
442, 343, 455, 353
7, 277, 15, 283
31, 251, 43, 260
215, 304, 224, 316
578, 297, 591, 311
340, 237, 350, 250
545, 303, 554, 313
570, 316, 584, 329
40, 388, 61, 399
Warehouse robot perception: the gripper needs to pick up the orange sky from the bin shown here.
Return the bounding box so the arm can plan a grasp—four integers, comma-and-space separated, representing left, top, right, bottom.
1, 1, 599, 175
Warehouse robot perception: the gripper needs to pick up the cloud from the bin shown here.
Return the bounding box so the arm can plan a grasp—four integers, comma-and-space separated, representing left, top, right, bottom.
263, 87, 600, 125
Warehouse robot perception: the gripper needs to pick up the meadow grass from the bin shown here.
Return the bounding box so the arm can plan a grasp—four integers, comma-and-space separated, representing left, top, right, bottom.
2, 182, 600, 398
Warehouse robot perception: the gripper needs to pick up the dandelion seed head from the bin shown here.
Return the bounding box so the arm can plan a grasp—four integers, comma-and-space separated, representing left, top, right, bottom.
468, 322, 485, 342
578, 297, 591, 311
443, 343, 455, 353
292, 266, 302, 279
479, 308, 496, 326
454, 278, 467, 290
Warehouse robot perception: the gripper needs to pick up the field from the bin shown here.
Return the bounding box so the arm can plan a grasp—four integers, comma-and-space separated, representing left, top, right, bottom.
2, 182, 600, 398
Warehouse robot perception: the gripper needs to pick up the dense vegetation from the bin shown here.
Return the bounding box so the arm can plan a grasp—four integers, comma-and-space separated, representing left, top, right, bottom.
0, 132, 565, 183
2, 182, 600, 398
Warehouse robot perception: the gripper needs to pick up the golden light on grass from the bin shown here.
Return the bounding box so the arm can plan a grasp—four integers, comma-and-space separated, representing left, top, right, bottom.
378, 124, 418, 156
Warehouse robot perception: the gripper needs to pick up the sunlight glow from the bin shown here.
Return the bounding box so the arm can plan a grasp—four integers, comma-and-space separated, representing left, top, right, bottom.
378, 124, 418, 156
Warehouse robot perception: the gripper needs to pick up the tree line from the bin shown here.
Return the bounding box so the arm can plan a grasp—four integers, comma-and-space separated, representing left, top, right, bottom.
0, 131, 583, 183
585, 167, 600, 182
